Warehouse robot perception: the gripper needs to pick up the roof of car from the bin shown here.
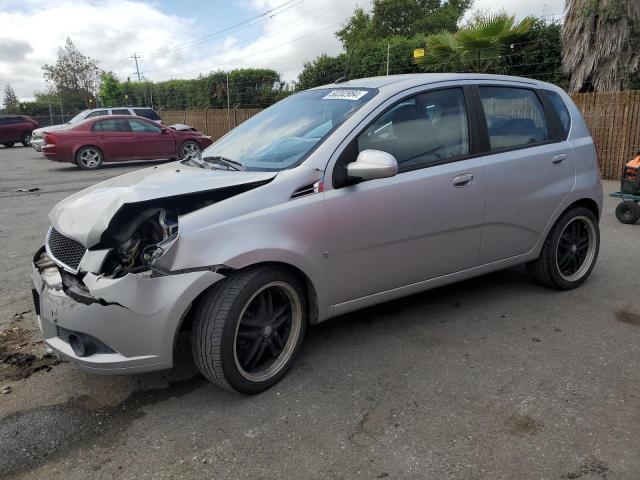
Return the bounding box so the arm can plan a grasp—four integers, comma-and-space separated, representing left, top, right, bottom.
312, 73, 547, 91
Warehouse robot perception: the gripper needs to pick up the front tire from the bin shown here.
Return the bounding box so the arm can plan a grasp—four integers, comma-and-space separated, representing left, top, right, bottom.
76, 146, 104, 170
191, 267, 307, 394
180, 141, 201, 160
527, 206, 600, 290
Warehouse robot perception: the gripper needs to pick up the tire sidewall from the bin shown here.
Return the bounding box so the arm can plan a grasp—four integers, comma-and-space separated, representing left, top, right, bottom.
181, 141, 200, 159
76, 146, 103, 170
21, 132, 32, 147
220, 269, 307, 394
547, 207, 600, 289
615, 202, 640, 224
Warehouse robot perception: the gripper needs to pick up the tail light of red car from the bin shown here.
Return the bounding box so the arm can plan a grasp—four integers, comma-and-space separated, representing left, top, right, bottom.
45, 133, 57, 145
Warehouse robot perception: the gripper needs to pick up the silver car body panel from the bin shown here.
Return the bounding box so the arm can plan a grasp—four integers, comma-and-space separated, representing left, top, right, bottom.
32, 73, 602, 373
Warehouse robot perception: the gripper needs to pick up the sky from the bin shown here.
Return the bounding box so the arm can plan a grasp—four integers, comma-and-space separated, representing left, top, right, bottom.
0, 0, 566, 100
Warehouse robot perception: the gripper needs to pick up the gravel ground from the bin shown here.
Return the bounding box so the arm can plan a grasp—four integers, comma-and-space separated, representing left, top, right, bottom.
0, 145, 639, 480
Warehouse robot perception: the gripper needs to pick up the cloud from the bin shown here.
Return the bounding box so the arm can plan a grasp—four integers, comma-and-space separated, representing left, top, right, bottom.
0, 0, 566, 101
0, 0, 197, 99
0, 39, 33, 62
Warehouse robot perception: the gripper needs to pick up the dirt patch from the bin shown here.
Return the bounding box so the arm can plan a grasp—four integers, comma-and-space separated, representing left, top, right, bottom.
505, 413, 543, 436
0, 324, 60, 382
350, 406, 387, 446
615, 308, 640, 327
561, 457, 609, 479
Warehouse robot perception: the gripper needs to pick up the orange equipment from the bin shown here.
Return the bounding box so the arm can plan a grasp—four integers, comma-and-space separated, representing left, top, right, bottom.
621, 152, 640, 195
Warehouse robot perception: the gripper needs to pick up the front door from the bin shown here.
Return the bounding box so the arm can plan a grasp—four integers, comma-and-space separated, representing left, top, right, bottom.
128, 119, 175, 159
324, 86, 485, 305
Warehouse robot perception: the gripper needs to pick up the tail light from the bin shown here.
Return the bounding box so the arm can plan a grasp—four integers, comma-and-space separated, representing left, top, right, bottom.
45, 133, 57, 145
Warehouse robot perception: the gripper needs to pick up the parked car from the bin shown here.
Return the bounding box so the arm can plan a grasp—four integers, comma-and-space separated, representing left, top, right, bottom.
31, 107, 161, 151
0, 115, 38, 147
31, 74, 602, 394
41, 115, 212, 169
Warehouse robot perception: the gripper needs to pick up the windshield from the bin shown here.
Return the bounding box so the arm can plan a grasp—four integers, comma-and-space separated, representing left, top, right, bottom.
68, 110, 89, 124
200, 88, 376, 171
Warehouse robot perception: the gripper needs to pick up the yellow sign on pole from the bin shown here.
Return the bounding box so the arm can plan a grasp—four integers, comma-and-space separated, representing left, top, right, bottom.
413, 48, 425, 59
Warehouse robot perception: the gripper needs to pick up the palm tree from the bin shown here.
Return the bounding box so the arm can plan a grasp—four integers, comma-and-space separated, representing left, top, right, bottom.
419, 13, 536, 73
562, 0, 640, 92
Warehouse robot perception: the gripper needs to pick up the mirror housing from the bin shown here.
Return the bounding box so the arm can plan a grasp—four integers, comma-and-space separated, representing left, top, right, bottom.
347, 149, 398, 182
160, 127, 168, 134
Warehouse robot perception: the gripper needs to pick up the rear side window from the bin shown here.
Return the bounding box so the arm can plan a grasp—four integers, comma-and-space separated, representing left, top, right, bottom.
478, 87, 549, 150
133, 109, 161, 121
93, 119, 130, 132
111, 109, 131, 115
358, 87, 469, 171
0, 117, 8, 126
86, 110, 108, 118
545, 91, 571, 138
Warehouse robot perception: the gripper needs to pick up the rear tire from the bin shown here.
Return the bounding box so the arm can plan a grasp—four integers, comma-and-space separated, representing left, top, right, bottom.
191, 266, 307, 394
615, 201, 640, 224
527, 206, 599, 290
76, 146, 104, 170
3, 142, 14, 148
21, 132, 32, 147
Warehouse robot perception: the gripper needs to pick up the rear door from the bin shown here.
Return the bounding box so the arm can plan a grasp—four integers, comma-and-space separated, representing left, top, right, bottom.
92, 119, 134, 160
473, 83, 575, 264
0, 117, 10, 142
128, 118, 175, 159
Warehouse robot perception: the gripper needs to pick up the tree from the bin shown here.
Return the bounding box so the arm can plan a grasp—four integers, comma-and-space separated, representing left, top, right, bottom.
562, 0, 640, 92
42, 38, 101, 107
98, 72, 122, 106
3, 84, 19, 113
336, 0, 471, 51
419, 13, 536, 73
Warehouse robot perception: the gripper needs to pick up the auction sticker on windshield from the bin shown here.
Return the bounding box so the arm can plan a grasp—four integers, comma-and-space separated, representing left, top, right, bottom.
323, 90, 369, 101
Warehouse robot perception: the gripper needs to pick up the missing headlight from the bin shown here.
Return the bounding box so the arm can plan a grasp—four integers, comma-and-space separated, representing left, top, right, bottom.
101, 208, 178, 278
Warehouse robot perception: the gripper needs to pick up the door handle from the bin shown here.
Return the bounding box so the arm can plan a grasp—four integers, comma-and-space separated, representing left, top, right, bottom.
453, 173, 474, 187
552, 153, 567, 164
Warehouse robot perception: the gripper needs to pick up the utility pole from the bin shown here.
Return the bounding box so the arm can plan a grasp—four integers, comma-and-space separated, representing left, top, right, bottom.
131, 53, 142, 82
226, 72, 231, 130
59, 98, 64, 122
48, 103, 53, 125
386, 42, 390, 76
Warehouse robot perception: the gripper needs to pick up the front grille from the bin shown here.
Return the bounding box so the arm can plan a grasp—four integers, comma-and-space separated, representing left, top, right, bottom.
46, 227, 86, 272
56, 326, 115, 354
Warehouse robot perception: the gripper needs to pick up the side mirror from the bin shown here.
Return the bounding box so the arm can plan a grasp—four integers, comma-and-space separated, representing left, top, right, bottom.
347, 149, 398, 182
160, 127, 168, 134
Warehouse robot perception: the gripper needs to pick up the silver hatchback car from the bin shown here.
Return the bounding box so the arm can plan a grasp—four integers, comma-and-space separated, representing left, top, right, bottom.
31, 74, 602, 393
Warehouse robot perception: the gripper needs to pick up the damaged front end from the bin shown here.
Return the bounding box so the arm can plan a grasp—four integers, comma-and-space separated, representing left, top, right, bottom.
31, 177, 273, 373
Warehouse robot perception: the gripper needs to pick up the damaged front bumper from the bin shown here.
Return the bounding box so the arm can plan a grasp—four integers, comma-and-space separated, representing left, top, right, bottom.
30, 247, 224, 374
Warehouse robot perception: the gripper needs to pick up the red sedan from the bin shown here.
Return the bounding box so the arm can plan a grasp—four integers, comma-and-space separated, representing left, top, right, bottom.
41, 115, 213, 170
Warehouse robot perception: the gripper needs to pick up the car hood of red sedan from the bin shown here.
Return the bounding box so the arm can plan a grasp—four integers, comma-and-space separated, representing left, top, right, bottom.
49, 161, 278, 247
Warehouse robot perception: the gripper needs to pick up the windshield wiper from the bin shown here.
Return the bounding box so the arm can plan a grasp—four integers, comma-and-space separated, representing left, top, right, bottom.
203, 156, 246, 171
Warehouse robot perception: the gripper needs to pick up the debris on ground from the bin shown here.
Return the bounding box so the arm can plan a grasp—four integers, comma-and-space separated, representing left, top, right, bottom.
2, 385, 11, 394
0, 321, 60, 382
15, 187, 41, 193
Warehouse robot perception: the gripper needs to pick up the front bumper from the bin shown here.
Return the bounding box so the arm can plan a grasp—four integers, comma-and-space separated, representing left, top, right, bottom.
31, 248, 224, 374
31, 136, 43, 151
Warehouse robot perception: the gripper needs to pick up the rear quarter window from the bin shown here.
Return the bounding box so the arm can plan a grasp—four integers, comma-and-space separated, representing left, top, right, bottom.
133, 109, 161, 121
545, 91, 571, 139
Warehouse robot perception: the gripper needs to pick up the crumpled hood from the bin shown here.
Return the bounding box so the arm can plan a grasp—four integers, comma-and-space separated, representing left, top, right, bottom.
49, 162, 278, 247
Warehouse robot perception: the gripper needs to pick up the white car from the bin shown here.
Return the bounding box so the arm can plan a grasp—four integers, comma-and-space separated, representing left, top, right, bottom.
31, 107, 161, 151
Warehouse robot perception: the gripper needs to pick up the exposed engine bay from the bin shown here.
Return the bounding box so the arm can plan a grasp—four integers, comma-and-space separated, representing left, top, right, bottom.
93, 180, 272, 278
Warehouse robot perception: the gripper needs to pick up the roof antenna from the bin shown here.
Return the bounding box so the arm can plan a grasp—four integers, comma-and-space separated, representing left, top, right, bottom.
336, 48, 354, 84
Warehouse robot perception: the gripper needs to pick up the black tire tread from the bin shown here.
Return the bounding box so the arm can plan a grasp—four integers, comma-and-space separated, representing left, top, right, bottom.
191, 268, 264, 391
527, 206, 599, 290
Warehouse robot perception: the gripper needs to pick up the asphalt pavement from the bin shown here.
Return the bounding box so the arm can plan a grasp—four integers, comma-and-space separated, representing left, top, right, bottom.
1, 145, 639, 480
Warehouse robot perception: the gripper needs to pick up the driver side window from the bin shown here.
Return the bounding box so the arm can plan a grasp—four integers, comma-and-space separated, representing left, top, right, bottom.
357, 88, 469, 171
